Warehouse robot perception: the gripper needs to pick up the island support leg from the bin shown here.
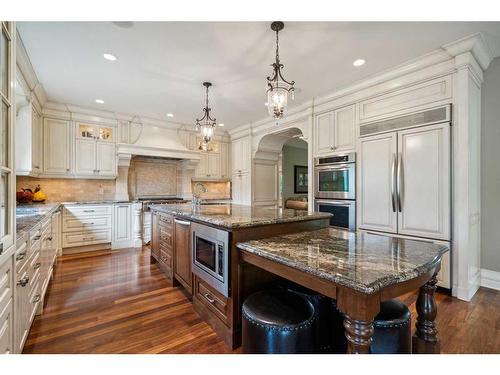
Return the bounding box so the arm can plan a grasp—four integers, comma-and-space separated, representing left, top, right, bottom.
412, 273, 440, 354
343, 316, 374, 354
337, 287, 380, 354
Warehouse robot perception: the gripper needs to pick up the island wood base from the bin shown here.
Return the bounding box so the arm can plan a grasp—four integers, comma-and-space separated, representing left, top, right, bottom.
239, 249, 443, 354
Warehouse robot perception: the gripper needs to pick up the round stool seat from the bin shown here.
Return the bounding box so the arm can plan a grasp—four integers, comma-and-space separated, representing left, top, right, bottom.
242, 290, 316, 353
372, 299, 412, 354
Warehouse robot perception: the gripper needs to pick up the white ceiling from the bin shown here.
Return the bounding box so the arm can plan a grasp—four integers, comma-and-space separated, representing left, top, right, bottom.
17, 22, 500, 130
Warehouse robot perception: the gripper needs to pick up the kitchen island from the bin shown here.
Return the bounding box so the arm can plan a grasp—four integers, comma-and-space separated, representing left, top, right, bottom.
237, 228, 450, 354
149, 203, 331, 348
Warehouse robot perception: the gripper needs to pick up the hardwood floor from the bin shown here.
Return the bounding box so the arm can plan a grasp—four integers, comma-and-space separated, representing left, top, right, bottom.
24, 247, 500, 354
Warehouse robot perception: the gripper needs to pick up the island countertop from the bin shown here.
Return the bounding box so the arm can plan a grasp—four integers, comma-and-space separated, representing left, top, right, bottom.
236, 228, 449, 294
149, 203, 332, 229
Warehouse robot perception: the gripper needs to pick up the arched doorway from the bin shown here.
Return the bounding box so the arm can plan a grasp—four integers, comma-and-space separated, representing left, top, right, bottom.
253, 127, 311, 210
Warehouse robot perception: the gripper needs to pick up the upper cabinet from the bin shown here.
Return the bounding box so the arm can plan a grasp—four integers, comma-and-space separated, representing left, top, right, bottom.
231, 136, 250, 175
15, 103, 42, 176
313, 104, 356, 157
43, 118, 71, 175
74, 123, 116, 178
192, 136, 230, 179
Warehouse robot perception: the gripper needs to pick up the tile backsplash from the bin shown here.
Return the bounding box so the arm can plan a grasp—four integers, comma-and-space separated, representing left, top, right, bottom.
16, 177, 116, 202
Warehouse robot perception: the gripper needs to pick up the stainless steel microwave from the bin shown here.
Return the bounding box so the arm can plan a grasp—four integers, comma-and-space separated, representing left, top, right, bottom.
314, 153, 356, 200
191, 222, 230, 297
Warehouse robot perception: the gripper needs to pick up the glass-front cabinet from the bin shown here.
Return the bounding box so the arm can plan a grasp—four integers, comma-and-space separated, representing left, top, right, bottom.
0, 21, 14, 254
74, 122, 116, 177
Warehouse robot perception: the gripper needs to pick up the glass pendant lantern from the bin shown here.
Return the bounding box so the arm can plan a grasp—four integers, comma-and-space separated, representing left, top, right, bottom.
266, 21, 295, 120
195, 82, 217, 146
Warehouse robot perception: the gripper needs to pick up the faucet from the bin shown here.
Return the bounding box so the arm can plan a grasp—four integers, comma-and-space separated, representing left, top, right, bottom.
192, 182, 208, 207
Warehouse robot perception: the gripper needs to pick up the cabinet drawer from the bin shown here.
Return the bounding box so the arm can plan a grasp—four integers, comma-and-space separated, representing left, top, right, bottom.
62, 229, 112, 248
64, 205, 112, 218
63, 215, 112, 232
15, 240, 29, 272
159, 229, 172, 247
158, 213, 173, 227
195, 277, 229, 324
0, 299, 13, 354
0, 261, 13, 313
159, 248, 172, 268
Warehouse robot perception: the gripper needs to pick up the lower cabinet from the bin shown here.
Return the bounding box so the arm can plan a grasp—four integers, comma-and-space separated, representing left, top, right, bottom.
112, 204, 132, 248
173, 218, 192, 294
150, 211, 174, 282
194, 276, 230, 326
0, 259, 13, 354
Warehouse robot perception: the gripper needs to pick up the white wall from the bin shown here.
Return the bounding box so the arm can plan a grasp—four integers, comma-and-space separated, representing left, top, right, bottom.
481, 57, 500, 273
281, 144, 308, 202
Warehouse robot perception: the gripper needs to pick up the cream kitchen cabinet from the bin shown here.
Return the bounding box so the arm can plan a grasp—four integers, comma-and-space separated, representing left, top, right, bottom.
220, 142, 230, 178
15, 103, 42, 176
195, 152, 221, 178
0, 258, 13, 354
232, 172, 251, 205
62, 204, 112, 249
74, 123, 116, 178
231, 137, 251, 175
112, 203, 132, 249
314, 104, 356, 157
43, 118, 71, 175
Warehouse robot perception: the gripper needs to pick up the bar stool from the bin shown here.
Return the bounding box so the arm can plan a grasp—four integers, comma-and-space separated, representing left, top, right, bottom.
242, 290, 316, 354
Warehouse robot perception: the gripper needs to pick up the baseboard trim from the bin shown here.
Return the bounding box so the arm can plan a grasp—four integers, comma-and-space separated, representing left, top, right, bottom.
481, 268, 500, 291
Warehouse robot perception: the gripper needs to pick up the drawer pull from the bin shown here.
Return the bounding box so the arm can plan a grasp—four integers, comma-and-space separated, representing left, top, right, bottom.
33, 235, 41, 241
16, 252, 27, 261
83, 209, 95, 213
160, 235, 170, 241
161, 255, 167, 262
32, 294, 41, 303
48, 236, 53, 241
82, 237, 95, 241
17, 276, 30, 287
34, 263, 41, 269
204, 293, 215, 304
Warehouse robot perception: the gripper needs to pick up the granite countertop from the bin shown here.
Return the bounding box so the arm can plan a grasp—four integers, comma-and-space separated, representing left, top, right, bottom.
16, 203, 62, 241
149, 203, 332, 229
60, 200, 138, 205
236, 228, 449, 294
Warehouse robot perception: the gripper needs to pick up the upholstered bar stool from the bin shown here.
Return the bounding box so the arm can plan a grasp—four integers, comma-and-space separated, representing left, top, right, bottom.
332, 299, 412, 354
241, 290, 316, 354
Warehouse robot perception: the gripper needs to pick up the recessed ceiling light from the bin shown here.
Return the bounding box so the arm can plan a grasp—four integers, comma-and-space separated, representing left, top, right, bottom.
353, 59, 366, 67
166, 113, 174, 118
218, 123, 225, 127
103, 53, 117, 61
95, 99, 104, 104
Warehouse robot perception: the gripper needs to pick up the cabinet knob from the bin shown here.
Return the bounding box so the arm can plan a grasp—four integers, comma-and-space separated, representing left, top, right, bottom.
17, 276, 30, 287
66, 168, 70, 172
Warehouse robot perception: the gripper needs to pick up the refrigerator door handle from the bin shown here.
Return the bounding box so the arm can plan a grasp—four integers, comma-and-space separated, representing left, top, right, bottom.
391, 153, 397, 212
397, 152, 403, 212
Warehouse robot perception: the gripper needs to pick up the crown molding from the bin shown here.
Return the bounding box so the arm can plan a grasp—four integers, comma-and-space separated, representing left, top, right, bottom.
443, 32, 494, 71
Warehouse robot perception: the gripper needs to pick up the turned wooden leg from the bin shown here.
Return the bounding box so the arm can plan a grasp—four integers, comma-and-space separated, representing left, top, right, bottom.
343, 315, 374, 354
412, 274, 440, 354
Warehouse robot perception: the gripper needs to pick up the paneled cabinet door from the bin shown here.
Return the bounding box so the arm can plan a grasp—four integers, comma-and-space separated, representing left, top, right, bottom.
31, 108, 42, 174
397, 123, 450, 240
334, 105, 356, 152
314, 111, 334, 156
207, 153, 220, 178
220, 143, 229, 178
358, 132, 398, 233
75, 138, 96, 175
231, 137, 250, 174
195, 153, 208, 177
0, 299, 13, 354
113, 204, 132, 243
43, 118, 71, 175
173, 219, 192, 294
97, 142, 116, 176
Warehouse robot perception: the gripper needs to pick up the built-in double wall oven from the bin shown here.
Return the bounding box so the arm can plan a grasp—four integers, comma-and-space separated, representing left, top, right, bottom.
314, 152, 356, 230
191, 222, 230, 297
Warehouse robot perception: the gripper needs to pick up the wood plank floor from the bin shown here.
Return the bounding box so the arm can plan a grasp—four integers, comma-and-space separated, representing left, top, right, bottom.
23, 247, 500, 354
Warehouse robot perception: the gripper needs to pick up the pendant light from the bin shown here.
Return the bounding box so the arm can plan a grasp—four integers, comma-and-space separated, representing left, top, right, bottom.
266, 21, 295, 120
195, 82, 217, 147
